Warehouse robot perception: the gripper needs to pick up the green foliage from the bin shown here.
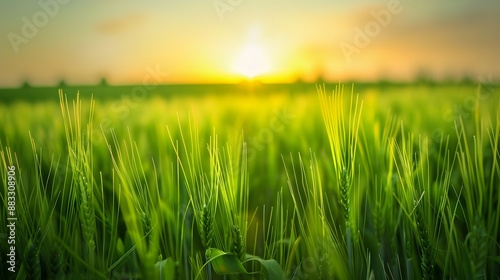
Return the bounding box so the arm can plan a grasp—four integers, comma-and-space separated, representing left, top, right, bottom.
0, 83, 499, 279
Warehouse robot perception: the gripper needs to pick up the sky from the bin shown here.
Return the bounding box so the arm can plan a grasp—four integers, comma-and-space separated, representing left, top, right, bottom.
0, 0, 499, 86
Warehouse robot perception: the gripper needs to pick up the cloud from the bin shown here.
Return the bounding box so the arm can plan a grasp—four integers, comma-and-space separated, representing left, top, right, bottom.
379, 7, 500, 61
336, 2, 500, 80
97, 13, 149, 35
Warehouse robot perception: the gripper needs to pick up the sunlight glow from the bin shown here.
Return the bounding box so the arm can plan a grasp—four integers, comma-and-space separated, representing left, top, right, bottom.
232, 43, 271, 79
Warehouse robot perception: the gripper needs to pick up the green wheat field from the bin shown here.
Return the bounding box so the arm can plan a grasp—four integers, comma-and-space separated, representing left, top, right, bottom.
1, 82, 499, 279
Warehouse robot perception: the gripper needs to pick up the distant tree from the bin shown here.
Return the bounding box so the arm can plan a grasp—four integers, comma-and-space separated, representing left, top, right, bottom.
58, 79, 67, 87
315, 74, 326, 85
293, 76, 305, 85
459, 74, 474, 85
20, 80, 31, 88
376, 78, 392, 87
99, 77, 108, 86
414, 69, 435, 85
315, 66, 327, 84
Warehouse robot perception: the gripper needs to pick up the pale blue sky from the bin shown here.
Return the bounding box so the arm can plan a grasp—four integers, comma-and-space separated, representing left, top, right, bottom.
1, 0, 499, 86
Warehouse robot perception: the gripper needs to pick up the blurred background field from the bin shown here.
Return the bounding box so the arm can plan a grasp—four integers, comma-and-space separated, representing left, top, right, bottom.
1, 82, 495, 208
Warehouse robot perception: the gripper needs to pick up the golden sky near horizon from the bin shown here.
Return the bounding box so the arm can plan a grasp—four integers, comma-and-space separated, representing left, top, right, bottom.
0, 0, 499, 86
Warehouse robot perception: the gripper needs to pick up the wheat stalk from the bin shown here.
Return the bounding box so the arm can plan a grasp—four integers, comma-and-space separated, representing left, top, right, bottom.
24, 239, 41, 280
199, 204, 213, 249
416, 207, 433, 280
230, 224, 245, 261
48, 245, 65, 279
78, 171, 96, 266
469, 214, 487, 278
340, 169, 350, 224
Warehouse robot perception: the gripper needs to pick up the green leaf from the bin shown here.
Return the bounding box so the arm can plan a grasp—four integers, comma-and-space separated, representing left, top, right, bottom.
155, 257, 175, 280
116, 238, 124, 256
489, 255, 500, 264
245, 254, 286, 280
205, 249, 286, 279
254, 258, 286, 280
205, 248, 248, 275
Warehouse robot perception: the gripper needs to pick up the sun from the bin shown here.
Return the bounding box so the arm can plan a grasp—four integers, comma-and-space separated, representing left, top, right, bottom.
232, 43, 271, 79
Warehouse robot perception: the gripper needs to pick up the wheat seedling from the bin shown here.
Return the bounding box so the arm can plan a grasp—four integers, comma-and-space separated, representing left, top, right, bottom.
59, 91, 98, 270
318, 84, 363, 276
